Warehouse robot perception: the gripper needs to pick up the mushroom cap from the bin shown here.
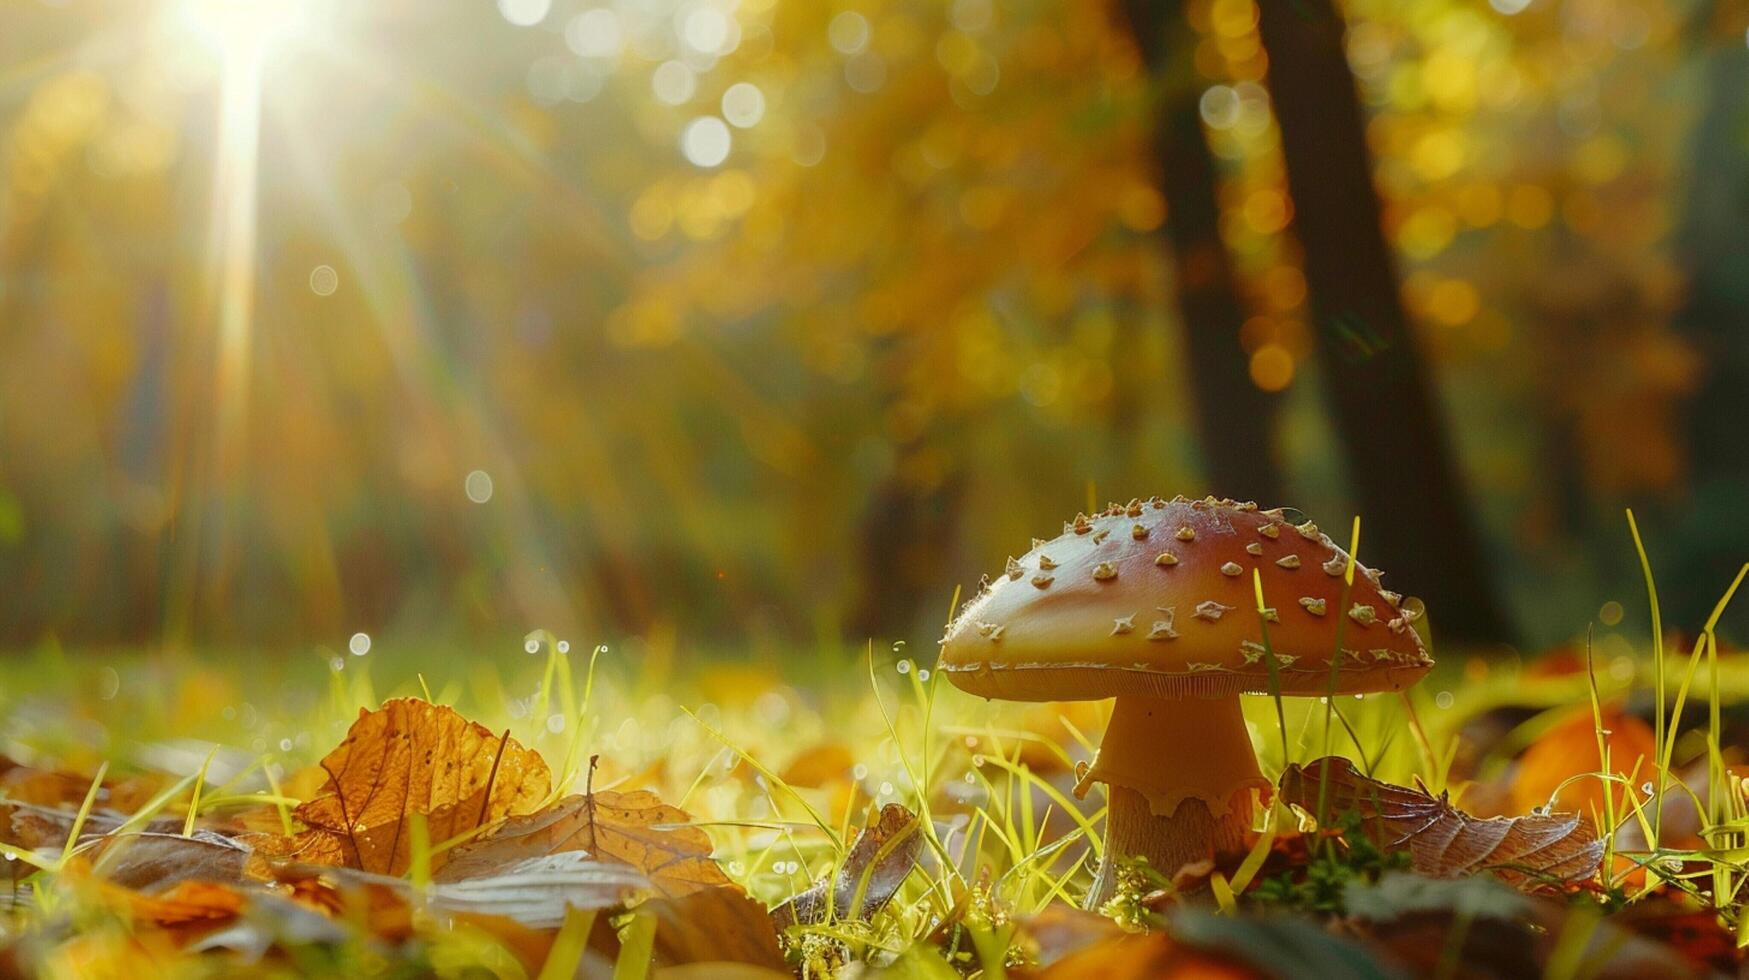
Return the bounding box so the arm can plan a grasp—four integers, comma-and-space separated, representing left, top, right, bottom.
939, 496, 1432, 702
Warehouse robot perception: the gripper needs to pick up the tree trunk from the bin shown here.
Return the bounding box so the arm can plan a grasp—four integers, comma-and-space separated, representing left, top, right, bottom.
1663, 36, 1749, 629
1255, 0, 1512, 643
1120, 0, 1286, 506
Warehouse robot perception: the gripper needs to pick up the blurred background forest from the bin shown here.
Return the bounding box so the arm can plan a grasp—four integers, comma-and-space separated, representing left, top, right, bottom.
1, 0, 1746, 657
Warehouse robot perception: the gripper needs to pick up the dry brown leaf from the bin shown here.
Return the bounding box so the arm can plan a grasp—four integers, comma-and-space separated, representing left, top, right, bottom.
1014, 902, 1127, 970
770, 803, 921, 930
119, 879, 248, 929
648, 884, 788, 970
1020, 931, 1259, 979
1279, 757, 1603, 889
289, 698, 551, 876
778, 742, 854, 789
0, 756, 164, 813
437, 773, 728, 897
83, 831, 253, 891
1510, 704, 1655, 817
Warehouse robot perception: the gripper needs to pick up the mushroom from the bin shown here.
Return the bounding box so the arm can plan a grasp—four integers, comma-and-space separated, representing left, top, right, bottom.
937, 496, 1432, 906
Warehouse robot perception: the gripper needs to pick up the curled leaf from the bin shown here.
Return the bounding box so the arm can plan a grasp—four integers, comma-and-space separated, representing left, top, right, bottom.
770, 803, 921, 930
82, 831, 253, 891
437, 785, 729, 897
1279, 757, 1602, 890
290, 698, 552, 876
430, 852, 648, 927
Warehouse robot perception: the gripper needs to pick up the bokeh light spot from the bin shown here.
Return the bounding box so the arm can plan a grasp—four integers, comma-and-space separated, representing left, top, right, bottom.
652, 61, 696, 105
681, 116, 732, 167
721, 82, 765, 127
348, 632, 371, 656
308, 264, 338, 296
828, 12, 870, 55
497, 0, 550, 27
566, 8, 622, 60
1249, 344, 1294, 391
465, 470, 495, 503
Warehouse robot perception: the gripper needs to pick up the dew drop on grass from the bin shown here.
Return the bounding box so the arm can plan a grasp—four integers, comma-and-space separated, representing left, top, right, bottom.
971, 754, 986, 767
878, 781, 894, 796
728, 861, 744, 876
546, 714, 565, 733
897, 659, 912, 674
1642, 781, 1654, 795
852, 764, 869, 780
525, 639, 541, 655
279, 738, 294, 752
1435, 691, 1455, 709
917, 668, 931, 681
97, 666, 120, 701
330, 657, 345, 672
964, 771, 975, 783
557, 640, 570, 654
349, 632, 371, 656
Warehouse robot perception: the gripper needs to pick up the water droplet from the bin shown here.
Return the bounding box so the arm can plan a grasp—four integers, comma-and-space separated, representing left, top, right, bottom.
917, 668, 931, 682
1434, 691, 1455, 709
348, 632, 371, 656
525, 639, 541, 655
1641, 781, 1654, 795
971, 754, 986, 767
308, 264, 339, 296
329, 657, 345, 672
464, 469, 494, 503
896, 659, 912, 674
97, 666, 120, 701
557, 640, 571, 654
963, 771, 976, 784
546, 714, 565, 734
878, 781, 895, 796
279, 738, 294, 752
852, 764, 869, 780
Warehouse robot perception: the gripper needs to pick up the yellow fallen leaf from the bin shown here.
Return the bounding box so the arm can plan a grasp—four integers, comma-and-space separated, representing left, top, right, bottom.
288, 698, 551, 876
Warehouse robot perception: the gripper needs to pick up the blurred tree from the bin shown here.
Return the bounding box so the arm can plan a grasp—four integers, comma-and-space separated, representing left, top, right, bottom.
1256, 0, 1511, 643
1665, 8, 1749, 629
1120, 0, 1284, 506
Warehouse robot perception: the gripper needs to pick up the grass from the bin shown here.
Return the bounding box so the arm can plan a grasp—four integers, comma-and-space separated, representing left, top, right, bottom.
4, 524, 1749, 973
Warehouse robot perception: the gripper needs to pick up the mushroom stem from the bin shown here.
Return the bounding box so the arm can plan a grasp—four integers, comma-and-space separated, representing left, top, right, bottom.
1084, 695, 1265, 907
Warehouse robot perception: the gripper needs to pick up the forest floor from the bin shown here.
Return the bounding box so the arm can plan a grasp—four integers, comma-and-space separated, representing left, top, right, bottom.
1, 628, 1747, 978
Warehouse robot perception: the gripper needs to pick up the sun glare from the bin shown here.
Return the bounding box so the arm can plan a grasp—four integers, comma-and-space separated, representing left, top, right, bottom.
164, 0, 327, 572
175, 0, 314, 59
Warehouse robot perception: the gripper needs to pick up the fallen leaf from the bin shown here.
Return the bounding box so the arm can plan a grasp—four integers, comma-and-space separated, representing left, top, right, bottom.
437, 778, 729, 897
1021, 931, 1258, 979
82, 831, 253, 891
289, 698, 552, 876
1014, 902, 1125, 969
1348, 873, 1704, 980
1511, 704, 1656, 817
779, 742, 854, 789
1279, 757, 1602, 890
430, 851, 649, 927
121, 879, 248, 929
648, 883, 788, 970
0, 756, 164, 813
771, 803, 921, 930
